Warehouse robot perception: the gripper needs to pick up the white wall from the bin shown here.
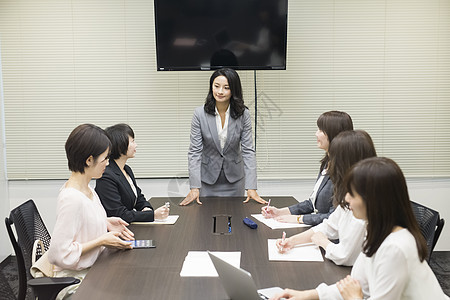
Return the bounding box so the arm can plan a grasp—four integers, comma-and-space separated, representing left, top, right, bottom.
6, 177, 450, 252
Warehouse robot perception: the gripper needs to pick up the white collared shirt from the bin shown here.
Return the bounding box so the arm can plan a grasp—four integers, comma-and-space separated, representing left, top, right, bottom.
215, 105, 230, 150
124, 172, 138, 207
309, 169, 327, 212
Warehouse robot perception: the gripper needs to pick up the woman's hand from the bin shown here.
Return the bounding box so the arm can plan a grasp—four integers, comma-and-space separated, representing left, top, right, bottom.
180, 188, 202, 206
275, 236, 295, 253
275, 214, 300, 224
270, 288, 319, 300
243, 189, 267, 204
101, 231, 133, 249
106, 217, 134, 241
337, 275, 363, 300
261, 206, 280, 218
154, 205, 170, 220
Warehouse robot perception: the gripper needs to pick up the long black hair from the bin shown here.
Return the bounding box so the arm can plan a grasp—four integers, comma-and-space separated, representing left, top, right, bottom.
327, 130, 377, 208
317, 111, 353, 170
204, 68, 247, 119
345, 157, 428, 261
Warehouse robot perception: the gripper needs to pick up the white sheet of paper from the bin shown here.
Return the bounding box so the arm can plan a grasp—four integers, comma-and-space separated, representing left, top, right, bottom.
267, 239, 324, 262
251, 214, 310, 229
179, 251, 241, 277
258, 287, 285, 298
131, 215, 179, 225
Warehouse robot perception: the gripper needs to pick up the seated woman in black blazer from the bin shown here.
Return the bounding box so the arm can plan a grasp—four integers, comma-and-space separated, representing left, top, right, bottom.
95, 123, 169, 223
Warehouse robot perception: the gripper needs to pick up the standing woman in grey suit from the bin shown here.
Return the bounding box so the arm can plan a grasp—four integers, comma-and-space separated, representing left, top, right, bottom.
261, 111, 353, 226
180, 68, 266, 205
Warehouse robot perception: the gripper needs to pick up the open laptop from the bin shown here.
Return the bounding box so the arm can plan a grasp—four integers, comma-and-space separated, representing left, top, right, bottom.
208, 251, 284, 300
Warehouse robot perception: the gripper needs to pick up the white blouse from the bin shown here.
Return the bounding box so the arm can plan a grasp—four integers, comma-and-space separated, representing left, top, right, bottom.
48, 185, 107, 271
316, 229, 449, 300
215, 105, 230, 150
312, 205, 366, 266
309, 169, 327, 211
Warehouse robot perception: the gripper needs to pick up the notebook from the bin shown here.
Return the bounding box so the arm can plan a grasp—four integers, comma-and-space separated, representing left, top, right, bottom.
208, 251, 284, 300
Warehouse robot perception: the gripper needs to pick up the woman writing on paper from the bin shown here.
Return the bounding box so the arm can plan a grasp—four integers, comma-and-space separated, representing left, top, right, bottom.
262, 111, 353, 226
48, 124, 134, 299
271, 157, 449, 300
276, 130, 376, 266
96, 123, 169, 223
180, 68, 266, 205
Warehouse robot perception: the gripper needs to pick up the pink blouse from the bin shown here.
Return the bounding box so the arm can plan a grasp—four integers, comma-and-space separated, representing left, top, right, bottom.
48, 184, 107, 271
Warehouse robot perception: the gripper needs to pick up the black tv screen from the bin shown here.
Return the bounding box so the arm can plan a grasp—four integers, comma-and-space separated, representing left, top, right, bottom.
154, 0, 288, 71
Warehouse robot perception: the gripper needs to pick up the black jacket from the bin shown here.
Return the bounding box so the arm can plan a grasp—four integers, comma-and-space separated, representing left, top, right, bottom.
95, 160, 154, 223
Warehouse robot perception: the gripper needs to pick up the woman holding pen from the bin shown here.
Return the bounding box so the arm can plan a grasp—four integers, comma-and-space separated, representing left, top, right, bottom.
271, 157, 449, 300
95, 123, 169, 223
276, 130, 376, 266
262, 111, 353, 226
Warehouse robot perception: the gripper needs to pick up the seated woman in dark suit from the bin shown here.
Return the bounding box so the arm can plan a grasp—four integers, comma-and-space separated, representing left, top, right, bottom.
95, 123, 169, 223
262, 111, 353, 226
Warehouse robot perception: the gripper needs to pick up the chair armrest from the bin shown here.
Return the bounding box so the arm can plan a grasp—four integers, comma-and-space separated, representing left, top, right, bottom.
28, 277, 81, 300
28, 277, 80, 287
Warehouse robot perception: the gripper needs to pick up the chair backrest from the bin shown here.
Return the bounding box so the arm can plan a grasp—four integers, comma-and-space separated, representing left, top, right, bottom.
433, 218, 445, 253
5, 199, 52, 300
410, 201, 444, 260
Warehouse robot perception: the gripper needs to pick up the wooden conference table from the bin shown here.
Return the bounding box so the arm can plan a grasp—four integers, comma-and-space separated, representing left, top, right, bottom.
73, 196, 351, 300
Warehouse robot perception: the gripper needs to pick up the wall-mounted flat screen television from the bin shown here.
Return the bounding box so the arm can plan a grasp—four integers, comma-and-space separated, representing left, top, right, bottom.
154, 0, 288, 71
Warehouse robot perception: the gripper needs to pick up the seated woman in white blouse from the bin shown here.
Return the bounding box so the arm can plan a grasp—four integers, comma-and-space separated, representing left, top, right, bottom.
275, 130, 376, 266
271, 157, 449, 300
48, 124, 134, 299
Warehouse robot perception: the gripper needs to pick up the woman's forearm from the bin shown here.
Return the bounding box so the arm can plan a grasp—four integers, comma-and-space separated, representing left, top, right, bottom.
290, 228, 314, 245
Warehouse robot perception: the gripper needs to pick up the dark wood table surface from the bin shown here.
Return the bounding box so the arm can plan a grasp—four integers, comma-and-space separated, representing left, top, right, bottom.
73, 196, 350, 300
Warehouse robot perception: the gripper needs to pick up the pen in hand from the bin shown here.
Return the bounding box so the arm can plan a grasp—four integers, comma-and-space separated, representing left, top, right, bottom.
263, 198, 271, 216
281, 231, 286, 252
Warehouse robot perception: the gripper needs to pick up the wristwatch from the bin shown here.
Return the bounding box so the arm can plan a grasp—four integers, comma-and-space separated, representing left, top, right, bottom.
297, 215, 302, 224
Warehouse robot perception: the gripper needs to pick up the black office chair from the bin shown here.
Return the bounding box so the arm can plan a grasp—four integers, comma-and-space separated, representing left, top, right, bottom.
5, 199, 80, 300
411, 201, 445, 261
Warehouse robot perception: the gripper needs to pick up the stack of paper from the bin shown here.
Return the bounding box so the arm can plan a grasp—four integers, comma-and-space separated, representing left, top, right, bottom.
251, 214, 310, 229
179, 251, 241, 277
131, 215, 179, 225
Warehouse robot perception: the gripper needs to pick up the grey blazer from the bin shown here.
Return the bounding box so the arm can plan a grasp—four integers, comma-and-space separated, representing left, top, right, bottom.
188, 106, 257, 190
288, 169, 335, 226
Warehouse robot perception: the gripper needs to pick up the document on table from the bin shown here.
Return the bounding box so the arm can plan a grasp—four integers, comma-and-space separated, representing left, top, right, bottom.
131, 215, 179, 225
179, 251, 241, 277
267, 239, 324, 262
251, 214, 310, 229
